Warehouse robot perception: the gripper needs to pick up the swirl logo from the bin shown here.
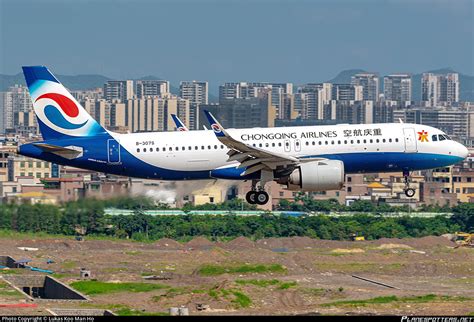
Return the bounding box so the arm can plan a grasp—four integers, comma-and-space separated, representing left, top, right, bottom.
211, 124, 222, 133
35, 93, 88, 130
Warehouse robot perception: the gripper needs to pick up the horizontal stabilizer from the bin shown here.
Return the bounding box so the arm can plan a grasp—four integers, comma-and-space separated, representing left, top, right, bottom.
33, 143, 83, 159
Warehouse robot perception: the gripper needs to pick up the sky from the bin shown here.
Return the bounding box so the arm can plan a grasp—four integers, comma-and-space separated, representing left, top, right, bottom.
0, 0, 473, 92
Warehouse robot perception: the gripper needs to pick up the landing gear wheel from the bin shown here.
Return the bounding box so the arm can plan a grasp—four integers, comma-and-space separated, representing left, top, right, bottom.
404, 188, 416, 198
255, 191, 269, 205
245, 191, 257, 204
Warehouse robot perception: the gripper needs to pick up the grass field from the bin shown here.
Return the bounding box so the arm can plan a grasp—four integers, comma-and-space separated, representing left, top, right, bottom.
198, 264, 287, 276
322, 294, 472, 307
70, 281, 169, 295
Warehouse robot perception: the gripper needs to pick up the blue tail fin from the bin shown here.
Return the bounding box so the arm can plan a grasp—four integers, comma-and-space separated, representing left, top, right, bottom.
22, 66, 107, 140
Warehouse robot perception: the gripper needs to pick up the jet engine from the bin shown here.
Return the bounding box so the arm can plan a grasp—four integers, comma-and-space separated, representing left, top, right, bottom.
284, 160, 344, 191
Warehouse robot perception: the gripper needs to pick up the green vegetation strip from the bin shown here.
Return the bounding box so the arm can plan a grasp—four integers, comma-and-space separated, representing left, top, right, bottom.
235, 279, 297, 290
322, 294, 471, 307
199, 264, 286, 276
70, 281, 168, 295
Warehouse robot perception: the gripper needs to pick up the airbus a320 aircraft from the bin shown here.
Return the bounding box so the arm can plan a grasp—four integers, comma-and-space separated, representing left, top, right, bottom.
18, 66, 469, 205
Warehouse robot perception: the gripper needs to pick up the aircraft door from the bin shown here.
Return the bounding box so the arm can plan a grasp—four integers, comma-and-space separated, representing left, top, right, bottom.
294, 139, 301, 152
403, 128, 417, 153
107, 139, 121, 163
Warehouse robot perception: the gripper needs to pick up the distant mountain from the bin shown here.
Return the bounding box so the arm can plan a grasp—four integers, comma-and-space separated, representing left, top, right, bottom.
325, 68, 474, 102
0, 72, 112, 91
0, 73, 178, 94
326, 69, 367, 84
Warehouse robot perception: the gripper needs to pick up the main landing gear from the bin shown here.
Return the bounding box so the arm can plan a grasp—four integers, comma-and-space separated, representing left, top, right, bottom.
403, 170, 416, 198
246, 173, 272, 205
245, 179, 269, 205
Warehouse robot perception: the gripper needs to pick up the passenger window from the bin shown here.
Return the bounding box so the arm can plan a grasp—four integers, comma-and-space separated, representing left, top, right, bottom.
259, 143, 263, 147
214, 145, 218, 149
305, 141, 309, 146
350, 140, 354, 144
432, 135, 438, 142
382, 139, 386, 143
389, 138, 392, 143
221, 145, 224, 149
272, 143, 275, 147
175, 147, 179, 151
395, 138, 399, 142
169, 147, 172, 151
266, 143, 269, 147
312, 141, 315, 145
208, 145, 211, 149
137, 148, 140, 153
337, 140, 341, 144
344, 140, 347, 144
195, 146, 198, 150
318, 142, 322, 145
370, 139, 373, 143
188, 146, 192, 150
363, 139, 366, 144
376, 139, 379, 143
278, 142, 282, 147
357, 140, 360, 144
144, 148, 147, 152
201, 146, 205, 150
182, 147, 185, 151
325, 141, 328, 145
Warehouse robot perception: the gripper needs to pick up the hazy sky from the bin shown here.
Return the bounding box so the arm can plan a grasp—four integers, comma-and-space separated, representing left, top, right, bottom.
1, 0, 472, 90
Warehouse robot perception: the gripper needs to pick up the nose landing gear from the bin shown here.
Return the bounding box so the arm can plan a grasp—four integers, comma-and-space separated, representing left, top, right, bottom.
403, 170, 416, 198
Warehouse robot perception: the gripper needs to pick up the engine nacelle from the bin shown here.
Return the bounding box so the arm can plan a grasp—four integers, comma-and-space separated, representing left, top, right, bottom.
286, 160, 344, 191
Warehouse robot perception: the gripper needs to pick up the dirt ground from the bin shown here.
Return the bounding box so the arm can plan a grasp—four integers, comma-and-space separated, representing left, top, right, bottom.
1, 235, 473, 316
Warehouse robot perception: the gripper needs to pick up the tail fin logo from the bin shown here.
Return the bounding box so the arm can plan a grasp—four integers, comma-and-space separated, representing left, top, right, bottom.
35, 93, 88, 130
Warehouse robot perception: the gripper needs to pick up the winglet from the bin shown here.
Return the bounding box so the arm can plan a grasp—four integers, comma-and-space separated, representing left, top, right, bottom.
203, 110, 226, 138
171, 114, 188, 131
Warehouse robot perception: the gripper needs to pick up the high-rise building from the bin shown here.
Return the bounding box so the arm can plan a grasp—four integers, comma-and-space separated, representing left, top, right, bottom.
180, 81, 208, 130
219, 82, 292, 120
104, 80, 134, 102
136, 80, 169, 98
383, 74, 412, 106
351, 73, 379, 101
440, 73, 459, 104
421, 73, 459, 107
125, 95, 190, 133
331, 84, 363, 101
323, 100, 374, 124
200, 89, 274, 129
297, 83, 332, 120
180, 81, 208, 105
82, 99, 110, 128
0, 85, 36, 134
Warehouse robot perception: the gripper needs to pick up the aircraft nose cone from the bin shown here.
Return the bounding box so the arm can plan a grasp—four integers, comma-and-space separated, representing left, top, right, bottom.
458, 144, 469, 159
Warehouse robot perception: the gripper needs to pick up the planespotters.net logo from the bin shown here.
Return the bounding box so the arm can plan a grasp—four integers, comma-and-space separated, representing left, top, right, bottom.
402, 317, 474, 322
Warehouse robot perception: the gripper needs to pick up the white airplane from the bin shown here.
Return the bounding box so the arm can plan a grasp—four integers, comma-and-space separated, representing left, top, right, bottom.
18, 66, 469, 205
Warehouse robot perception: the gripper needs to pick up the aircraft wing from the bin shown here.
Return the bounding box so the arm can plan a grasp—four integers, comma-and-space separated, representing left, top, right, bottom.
203, 110, 301, 176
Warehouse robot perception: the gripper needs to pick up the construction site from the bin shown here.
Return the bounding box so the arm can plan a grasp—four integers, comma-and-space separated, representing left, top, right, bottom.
0, 233, 473, 316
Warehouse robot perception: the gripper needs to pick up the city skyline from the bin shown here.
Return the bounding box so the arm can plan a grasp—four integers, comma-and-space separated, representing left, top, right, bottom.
1, 0, 472, 93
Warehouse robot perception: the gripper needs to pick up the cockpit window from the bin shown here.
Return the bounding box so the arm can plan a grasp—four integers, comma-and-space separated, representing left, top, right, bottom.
438, 134, 446, 141
432, 135, 438, 142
